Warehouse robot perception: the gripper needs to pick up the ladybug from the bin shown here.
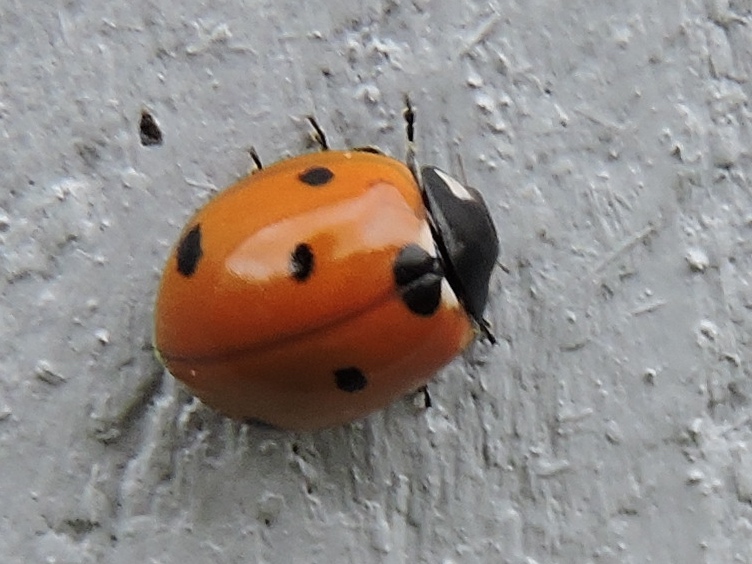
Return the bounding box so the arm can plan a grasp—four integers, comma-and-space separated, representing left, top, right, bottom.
153, 99, 499, 431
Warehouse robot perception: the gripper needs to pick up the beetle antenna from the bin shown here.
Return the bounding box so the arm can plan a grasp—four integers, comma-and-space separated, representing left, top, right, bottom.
456, 153, 469, 186
403, 96, 418, 178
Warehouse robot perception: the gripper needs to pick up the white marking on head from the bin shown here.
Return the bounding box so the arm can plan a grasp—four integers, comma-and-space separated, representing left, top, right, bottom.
434, 169, 474, 201
417, 221, 437, 257
440, 279, 460, 309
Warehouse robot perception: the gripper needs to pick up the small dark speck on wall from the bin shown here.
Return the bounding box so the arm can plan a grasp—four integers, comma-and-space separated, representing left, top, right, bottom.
139, 110, 163, 146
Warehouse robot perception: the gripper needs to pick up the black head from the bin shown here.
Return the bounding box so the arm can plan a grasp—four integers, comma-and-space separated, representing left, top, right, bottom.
419, 166, 499, 330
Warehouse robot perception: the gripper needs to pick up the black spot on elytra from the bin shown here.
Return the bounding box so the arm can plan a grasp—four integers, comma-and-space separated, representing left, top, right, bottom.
393, 244, 443, 316
290, 243, 314, 282
334, 367, 367, 393
139, 110, 163, 146
298, 167, 334, 186
176, 224, 202, 277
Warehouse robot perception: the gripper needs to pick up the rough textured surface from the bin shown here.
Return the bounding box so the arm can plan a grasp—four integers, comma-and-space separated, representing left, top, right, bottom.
3, 0, 752, 562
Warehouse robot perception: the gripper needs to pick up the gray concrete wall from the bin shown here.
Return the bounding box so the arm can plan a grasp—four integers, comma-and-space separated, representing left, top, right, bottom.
2, 0, 752, 562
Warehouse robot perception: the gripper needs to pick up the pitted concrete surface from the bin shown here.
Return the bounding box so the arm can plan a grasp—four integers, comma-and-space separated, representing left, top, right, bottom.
2, 1, 752, 562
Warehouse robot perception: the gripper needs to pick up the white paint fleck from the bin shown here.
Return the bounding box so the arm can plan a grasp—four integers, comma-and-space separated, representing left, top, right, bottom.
474, 92, 496, 113
534, 458, 571, 477
186, 21, 232, 55
466, 69, 483, 88
605, 420, 624, 444
643, 368, 658, 385
257, 492, 285, 526
733, 447, 752, 503
686, 247, 709, 272
35, 360, 66, 386
366, 501, 391, 554
698, 320, 719, 341
95, 328, 110, 345
557, 407, 594, 423
687, 468, 705, 485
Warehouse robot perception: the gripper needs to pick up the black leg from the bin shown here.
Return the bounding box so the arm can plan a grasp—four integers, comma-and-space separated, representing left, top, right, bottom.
403, 95, 415, 143
418, 385, 432, 408
306, 116, 329, 150
479, 318, 497, 345
248, 147, 263, 171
